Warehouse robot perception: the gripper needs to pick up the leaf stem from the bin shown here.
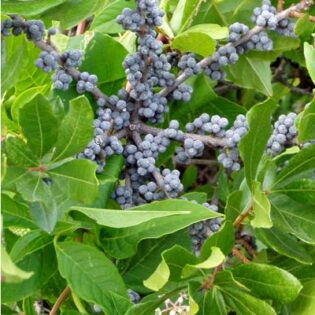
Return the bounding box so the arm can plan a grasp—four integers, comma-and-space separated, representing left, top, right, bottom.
232, 247, 251, 264
49, 286, 71, 315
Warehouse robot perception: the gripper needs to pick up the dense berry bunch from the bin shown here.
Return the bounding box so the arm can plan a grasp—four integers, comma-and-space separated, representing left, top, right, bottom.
178, 54, 201, 76
61, 50, 83, 67
218, 114, 248, 171
228, 22, 249, 42
189, 203, 222, 255
213, 46, 239, 66
24, 20, 45, 41
172, 83, 193, 101
52, 68, 73, 90
252, 0, 278, 29
241, 31, 273, 52
203, 61, 226, 81
267, 113, 297, 155
35, 51, 58, 73
275, 18, 296, 37
113, 185, 133, 209
76, 72, 98, 93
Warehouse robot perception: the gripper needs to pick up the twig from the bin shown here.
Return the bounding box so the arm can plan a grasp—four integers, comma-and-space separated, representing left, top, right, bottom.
233, 206, 252, 228
158, 0, 314, 98
278, 0, 285, 11
138, 122, 226, 147
290, 11, 315, 21
202, 265, 222, 290
176, 159, 219, 166
232, 247, 251, 264
76, 20, 86, 35
49, 286, 71, 315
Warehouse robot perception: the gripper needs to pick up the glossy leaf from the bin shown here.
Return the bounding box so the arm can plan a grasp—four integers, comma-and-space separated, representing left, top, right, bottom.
1, 0, 66, 16
55, 241, 128, 314
100, 199, 222, 258
227, 55, 273, 96
232, 263, 302, 303
2, 231, 57, 302
80, 33, 128, 83
304, 42, 315, 84
272, 144, 315, 188
239, 99, 276, 190
48, 159, 99, 204
256, 228, 313, 265
52, 96, 94, 161
298, 100, 315, 142
19, 94, 58, 158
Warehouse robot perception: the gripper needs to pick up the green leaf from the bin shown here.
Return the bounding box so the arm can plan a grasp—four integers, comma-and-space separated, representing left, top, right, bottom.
304, 43, 315, 84
94, 155, 124, 208
182, 165, 198, 189
251, 181, 272, 228
292, 279, 315, 315
200, 222, 235, 259
11, 86, 47, 122
41, 0, 102, 29
189, 282, 226, 315
29, 200, 58, 234
2, 231, 57, 302
100, 199, 222, 258
52, 96, 94, 161
55, 241, 128, 314
232, 263, 302, 303
170, 0, 200, 34
269, 194, 315, 244
80, 33, 128, 84
271, 179, 315, 205
172, 24, 227, 57
239, 99, 276, 190
256, 227, 313, 265
2, 193, 36, 229
143, 245, 197, 291
70, 207, 193, 228
1, 0, 66, 16
122, 231, 191, 294
4, 137, 38, 167
49, 159, 99, 204
91, 0, 136, 34
1, 247, 33, 283
19, 94, 59, 158
227, 55, 273, 96
298, 100, 315, 142
272, 144, 315, 188
182, 247, 225, 278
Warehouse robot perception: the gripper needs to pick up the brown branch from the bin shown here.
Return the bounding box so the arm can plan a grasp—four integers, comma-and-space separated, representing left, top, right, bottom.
76, 20, 86, 35
49, 286, 71, 315
233, 206, 252, 228
232, 247, 251, 264
289, 11, 315, 21
278, 0, 285, 11
28, 165, 48, 172
202, 265, 223, 290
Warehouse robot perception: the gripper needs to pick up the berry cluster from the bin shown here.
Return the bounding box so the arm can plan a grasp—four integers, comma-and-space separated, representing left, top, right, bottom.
275, 18, 296, 37
52, 68, 73, 90
76, 72, 98, 94
252, 0, 278, 29
228, 22, 249, 42
61, 50, 83, 68
218, 114, 248, 171
267, 113, 297, 155
35, 51, 58, 73
24, 20, 45, 41
178, 54, 201, 76
189, 203, 222, 255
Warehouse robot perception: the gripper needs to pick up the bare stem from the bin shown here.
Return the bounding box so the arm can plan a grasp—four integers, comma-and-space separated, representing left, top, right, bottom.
233, 206, 253, 228
232, 247, 251, 264
49, 286, 71, 315
289, 11, 315, 21
278, 0, 285, 11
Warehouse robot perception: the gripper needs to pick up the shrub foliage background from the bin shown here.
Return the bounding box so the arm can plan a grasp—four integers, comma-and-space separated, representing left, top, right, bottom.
1, 0, 315, 314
